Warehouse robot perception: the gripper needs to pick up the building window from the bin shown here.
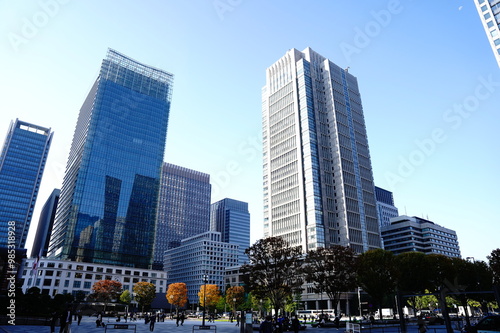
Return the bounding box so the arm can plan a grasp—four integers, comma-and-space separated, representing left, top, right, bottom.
73, 281, 81, 288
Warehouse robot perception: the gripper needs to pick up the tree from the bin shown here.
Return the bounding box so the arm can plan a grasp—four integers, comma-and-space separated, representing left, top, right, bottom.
488, 248, 500, 285
394, 252, 430, 314
241, 237, 303, 320
120, 290, 132, 305
357, 249, 397, 320
303, 245, 357, 316
198, 284, 221, 312
91, 280, 123, 313
226, 286, 245, 316
133, 282, 156, 312
167, 283, 188, 317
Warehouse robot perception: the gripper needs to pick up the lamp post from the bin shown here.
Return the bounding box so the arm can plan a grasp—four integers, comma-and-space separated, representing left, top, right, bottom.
202, 274, 208, 326
233, 297, 237, 323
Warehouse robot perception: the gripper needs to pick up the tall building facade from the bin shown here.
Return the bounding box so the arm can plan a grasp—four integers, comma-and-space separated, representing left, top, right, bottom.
153, 163, 211, 270
0, 119, 53, 248
374, 186, 399, 229
262, 48, 381, 253
381, 215, 461, 258
48, 49, 174, 269
474, 0, 500, 68
31, 189, 60, 258
210, 198, 250, 265
163, 231, 238, 303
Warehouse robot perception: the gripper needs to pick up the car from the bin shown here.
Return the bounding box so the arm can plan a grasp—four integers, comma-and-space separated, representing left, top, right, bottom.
462, 315, 500, 333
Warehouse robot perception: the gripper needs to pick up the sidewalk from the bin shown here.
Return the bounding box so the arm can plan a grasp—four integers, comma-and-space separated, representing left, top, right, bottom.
0, 316, 246, 333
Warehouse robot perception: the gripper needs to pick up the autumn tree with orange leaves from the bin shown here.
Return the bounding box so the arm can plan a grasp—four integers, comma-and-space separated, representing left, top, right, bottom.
91, 280, 123, 312
167, 283, 188, 316
225, 285, 245, 313
198, 284, 221, 312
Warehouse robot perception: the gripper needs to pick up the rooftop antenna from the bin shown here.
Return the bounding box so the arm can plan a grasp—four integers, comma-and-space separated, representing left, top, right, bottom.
345, 66, 350, 73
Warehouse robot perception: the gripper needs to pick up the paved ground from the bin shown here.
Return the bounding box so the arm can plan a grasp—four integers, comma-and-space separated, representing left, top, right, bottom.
0, 317, 460, 333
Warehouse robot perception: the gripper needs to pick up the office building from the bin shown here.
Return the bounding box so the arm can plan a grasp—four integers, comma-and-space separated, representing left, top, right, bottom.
474, 0, 500, 68
48, 49, 174, 269
210, 198, 250, 265
31, 189, 60, 258
262, 47, 380, 253
381, 215, 461, 258
164, 231, 238, 304
374, 186, 399, 229
0, 119, 53, 248
153, 163, 211, 270
20, 257, 166, 297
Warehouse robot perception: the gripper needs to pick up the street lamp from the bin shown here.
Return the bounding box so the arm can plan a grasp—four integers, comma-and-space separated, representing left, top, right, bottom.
233, 297, 237, 323
202, 274, 208, 326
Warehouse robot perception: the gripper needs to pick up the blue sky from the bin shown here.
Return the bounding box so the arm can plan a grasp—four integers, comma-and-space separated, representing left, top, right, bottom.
1, 1, 498, 262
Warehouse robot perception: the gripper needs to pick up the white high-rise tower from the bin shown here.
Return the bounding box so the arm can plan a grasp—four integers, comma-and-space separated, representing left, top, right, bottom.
262, 47, 381, 253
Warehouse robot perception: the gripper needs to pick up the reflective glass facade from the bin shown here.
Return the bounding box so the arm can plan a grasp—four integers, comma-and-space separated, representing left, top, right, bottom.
31, 188, 60, 257
0, 119, 52, 248
48, 49, 173, 268
210, 198, 250, 265
262, 48, 381, 253
153, 163, 211, 270
475, 0, 500, 68
374, 186, 399, 229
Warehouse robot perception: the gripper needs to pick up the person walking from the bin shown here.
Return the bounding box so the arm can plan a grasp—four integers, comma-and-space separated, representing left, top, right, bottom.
291, 316, 301, 333
149, 314, 156, 331
260, 315, 274, 333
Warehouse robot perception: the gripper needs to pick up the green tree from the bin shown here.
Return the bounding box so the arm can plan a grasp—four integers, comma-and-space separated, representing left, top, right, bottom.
241, 237, 303, 320
133, 281, 156, 312
120, 290, 132, 305
357, 249, 397, 320
488, 248, 500, 285
303, 245, 357, 316
394, 252, 430, 313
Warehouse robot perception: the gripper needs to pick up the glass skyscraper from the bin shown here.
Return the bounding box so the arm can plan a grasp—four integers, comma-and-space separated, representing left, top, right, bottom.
153, 162, 211, 270
474, 0, 500, 68
48, 49, 173, 268
31, 188, 60, 258
374, 186, 399, 229
0, 119, 53, 249
262, 47, 381, 253
210, 198, 250, 265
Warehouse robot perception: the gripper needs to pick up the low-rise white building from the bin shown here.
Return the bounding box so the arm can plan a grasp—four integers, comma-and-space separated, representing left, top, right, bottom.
20, 258, 167, 298
381, 215, 461, 258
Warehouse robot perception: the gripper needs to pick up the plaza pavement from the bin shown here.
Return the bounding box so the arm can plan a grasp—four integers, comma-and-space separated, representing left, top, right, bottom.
0, 316, 460, 333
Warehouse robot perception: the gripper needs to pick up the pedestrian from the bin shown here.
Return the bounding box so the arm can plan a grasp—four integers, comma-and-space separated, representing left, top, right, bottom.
180, 312, 185, 326
418, 316, 427, 333
50, 311, 58, 333
291, 316, 301, 333
260, 315, 274, 333
77, 310, 82, 325
149, 314, 156, 331
96, 312, 103, 328
60, 307, 72, 333
236, 313, 240, 326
